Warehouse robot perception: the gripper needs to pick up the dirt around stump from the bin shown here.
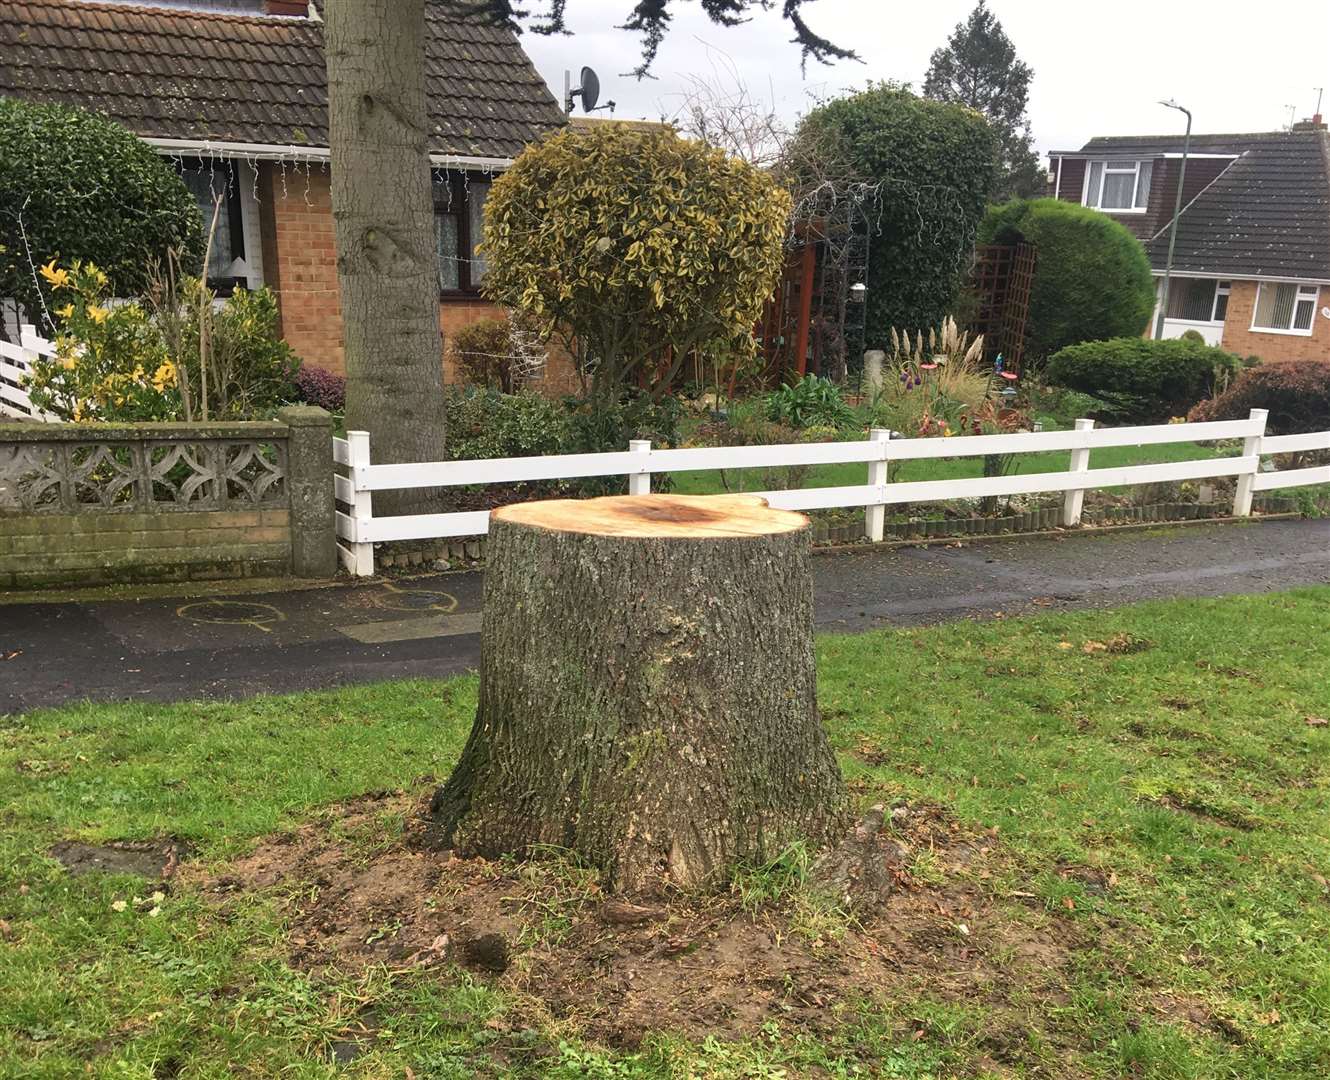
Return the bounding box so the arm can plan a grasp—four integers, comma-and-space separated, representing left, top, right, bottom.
189, 788, 1102, 1053
51, 838, 189, 879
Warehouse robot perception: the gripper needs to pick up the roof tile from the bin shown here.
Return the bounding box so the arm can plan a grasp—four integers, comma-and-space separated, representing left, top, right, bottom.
0, 0, 565, 159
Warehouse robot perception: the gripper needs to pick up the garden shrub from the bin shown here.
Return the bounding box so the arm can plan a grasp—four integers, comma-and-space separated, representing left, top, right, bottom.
565, 392, 682, 454
1044, 337, 1242, 424
443, 386, 573, 462
449, 315, 546, 394
784, 84, 997, 343
24, 258, 296, 422
1188, 360, 1330, 435
979, 198, 1155, 362
482, 124, 789, 401
0, 99, 203, 324
766, 374, 853, 430
294, 366, 347, 413
450, 317, 515, 392
25, 261, 173, 422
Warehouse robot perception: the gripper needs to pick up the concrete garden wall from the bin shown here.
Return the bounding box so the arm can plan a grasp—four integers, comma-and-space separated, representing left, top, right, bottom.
0, 407, 335, 589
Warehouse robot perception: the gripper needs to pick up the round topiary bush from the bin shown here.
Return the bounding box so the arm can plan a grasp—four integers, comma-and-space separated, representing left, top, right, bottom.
979, 198, 1155, 363
481, 123, 790, 402
0, 98, 203, 324
1044, 337, 1243, 423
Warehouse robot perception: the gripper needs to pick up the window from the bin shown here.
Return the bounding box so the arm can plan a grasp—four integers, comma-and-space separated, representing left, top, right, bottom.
1084, 159, 1152, 212
178, 159, 247, 292
1251, 281, 1320, 335
1165, 278, 1229, 323
432, 173, 492, 294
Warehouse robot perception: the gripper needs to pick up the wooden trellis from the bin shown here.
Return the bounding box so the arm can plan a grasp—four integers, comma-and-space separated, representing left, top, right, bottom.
969, 242, 1036, 372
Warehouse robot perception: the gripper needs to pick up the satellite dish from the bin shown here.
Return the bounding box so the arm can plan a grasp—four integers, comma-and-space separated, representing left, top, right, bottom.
579, 67, 600, 112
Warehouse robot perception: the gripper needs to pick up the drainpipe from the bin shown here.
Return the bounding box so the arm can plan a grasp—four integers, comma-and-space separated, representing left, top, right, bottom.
1155, 100, 1192, 340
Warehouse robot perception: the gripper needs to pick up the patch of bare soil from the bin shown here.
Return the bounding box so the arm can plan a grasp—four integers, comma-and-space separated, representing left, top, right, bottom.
192, 789, 1090, 1053
51, 838, 189, 879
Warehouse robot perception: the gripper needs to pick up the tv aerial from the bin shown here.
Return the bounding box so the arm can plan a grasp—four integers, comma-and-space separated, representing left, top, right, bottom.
565, 66, 616, 116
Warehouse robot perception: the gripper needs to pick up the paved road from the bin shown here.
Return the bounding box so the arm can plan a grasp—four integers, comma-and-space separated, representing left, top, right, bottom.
2, 519, 1328, 715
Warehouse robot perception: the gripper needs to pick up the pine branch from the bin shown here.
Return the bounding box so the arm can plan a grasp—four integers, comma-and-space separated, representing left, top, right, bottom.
451, 0, 854, 75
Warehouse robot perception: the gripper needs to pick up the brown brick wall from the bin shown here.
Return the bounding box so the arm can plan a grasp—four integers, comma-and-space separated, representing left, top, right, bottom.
1220, 280, 1330, 362
261, 164, 577, 393
264, 164, 346, 376
0, 509, 292, 589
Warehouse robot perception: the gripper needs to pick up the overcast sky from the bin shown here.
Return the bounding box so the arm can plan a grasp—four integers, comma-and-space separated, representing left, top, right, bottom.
521, 0, 1330, 157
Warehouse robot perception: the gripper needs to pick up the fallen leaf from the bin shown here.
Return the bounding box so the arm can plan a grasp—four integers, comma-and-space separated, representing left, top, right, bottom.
1057, 641, 1074, 650
1062, 897, 1076, 911
1306, 716, 1328, 728
111, 900, 127, 913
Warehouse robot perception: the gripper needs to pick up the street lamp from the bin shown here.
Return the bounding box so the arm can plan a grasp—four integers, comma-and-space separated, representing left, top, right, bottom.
1155, 98, 1192, 340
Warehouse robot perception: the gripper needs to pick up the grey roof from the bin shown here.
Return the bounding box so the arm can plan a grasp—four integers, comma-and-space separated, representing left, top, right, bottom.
0, 0, 566, 159
1081, 131, 1330, 280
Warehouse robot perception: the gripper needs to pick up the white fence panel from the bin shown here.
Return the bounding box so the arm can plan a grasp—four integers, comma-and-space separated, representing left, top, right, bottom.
0, 325, 58, 421
331, 408, 1329, 577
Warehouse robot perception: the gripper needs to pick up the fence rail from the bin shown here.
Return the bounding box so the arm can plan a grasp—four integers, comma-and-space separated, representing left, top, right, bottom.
0, 324, 58, 422
333, 408, 1328, 576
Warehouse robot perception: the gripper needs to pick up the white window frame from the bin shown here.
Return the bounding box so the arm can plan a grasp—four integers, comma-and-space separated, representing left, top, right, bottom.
1163, 278, 1230, 325
1250, 281, 1321, 337
1083, 159, 1150, 214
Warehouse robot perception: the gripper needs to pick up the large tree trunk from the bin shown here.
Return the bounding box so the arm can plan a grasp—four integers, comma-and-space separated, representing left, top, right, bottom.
431, 493, 847, 894
325, 0, 445, 514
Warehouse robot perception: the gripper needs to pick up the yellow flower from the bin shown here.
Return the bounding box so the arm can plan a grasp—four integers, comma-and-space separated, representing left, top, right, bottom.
87, 305, 109, 325
61, 356, 76, 371
55, 303, 75, 319
40, 260, 71, 289
151, 361, 177, 392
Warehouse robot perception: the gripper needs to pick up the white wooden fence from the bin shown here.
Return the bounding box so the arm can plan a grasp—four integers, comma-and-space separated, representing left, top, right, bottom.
333, 408, 1330, 576
0, 323, 58, 421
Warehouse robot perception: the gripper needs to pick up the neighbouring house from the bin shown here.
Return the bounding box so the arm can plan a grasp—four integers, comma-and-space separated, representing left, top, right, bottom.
0, 0, 573, 385
1048, 120, 1330, 362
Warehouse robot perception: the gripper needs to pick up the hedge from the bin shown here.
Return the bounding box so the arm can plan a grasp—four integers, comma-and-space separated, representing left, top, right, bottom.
785, 84, 997, 343
1044, 337, 1243, 423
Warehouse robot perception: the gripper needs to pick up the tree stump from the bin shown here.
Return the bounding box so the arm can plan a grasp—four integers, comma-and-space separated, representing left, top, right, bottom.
431, 493, 846, 893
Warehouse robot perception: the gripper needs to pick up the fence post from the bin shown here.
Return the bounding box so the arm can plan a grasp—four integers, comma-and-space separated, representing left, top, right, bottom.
1232, 408, 1268, 517
345, 430, 376, 576
628, 439, 652, 495
1062, 418, 1096, 527
277, 405, 336, 578
866, 427, 890, 542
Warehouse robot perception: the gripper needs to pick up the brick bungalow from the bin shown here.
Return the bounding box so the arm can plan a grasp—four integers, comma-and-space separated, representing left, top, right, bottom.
1048, 121, 1330, 362
0, 0, 572, 384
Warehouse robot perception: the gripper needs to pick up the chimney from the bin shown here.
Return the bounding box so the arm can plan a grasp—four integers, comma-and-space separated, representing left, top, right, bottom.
264, 0, 309, 15
1292, 114, 1327, 132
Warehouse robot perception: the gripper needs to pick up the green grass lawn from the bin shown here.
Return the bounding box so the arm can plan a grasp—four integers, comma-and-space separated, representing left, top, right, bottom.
668, 438, 1231, 497
3, 591, 1329, 1077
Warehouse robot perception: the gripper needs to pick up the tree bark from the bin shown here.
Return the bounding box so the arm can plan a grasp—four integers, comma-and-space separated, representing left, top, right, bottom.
325, 0, 446, 514
431, 493, 847, 894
